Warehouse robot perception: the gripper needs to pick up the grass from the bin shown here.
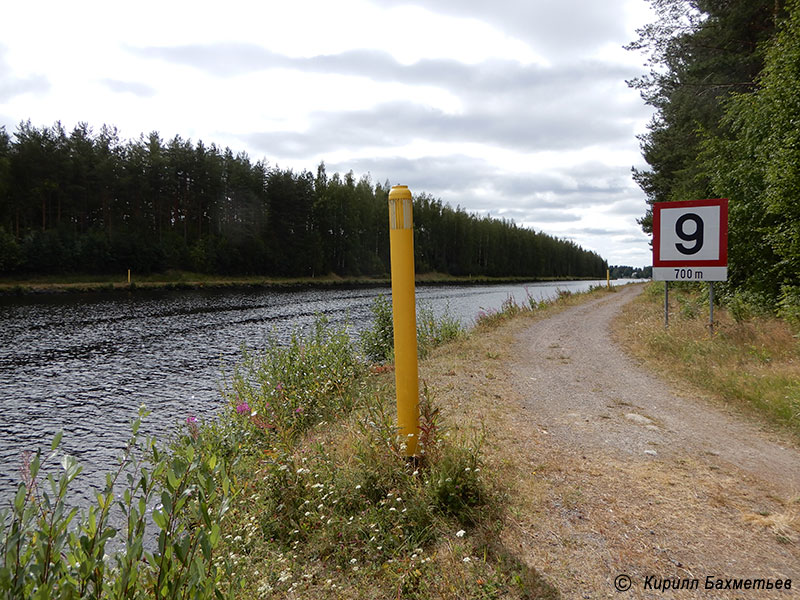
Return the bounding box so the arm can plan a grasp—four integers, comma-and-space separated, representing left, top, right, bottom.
208, 308, 549, 599
614, 282, 800, 438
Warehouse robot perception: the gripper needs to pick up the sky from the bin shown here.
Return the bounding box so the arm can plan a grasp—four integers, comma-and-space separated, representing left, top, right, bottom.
0, 0, 656, 267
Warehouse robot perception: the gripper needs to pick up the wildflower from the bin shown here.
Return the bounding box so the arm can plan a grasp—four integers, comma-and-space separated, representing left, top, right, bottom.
463, 557, 471, 563
456, 529, 466, 538
236, 401, 250, 415
186, 415, 199, 440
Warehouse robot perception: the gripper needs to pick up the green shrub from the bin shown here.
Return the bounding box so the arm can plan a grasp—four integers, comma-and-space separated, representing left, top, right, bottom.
360, 296, 465, 363
0, 407, 238, 599
777, 285, 800, 330
417, 303, 464, 359
360, 294, 395, 363
228, 317, 364, 444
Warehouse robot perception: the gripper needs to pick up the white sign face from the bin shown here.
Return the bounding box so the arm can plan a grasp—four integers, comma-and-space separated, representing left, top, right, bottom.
658, 205, 721, 261
652, 199, 728, 282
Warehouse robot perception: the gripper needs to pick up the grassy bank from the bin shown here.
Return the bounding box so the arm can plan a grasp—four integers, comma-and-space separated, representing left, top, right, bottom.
6, 285, 624, 599
613, 282, 800, 438
0, 270, 616, 296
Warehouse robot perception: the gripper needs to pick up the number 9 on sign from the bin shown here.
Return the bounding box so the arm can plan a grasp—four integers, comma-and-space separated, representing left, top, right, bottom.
674, 213, 703, 255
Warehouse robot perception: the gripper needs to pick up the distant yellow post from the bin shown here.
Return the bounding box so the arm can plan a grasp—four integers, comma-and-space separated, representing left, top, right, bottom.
388, 185, 419, 456
606, 268, 610, 289
128, 269, 131, 284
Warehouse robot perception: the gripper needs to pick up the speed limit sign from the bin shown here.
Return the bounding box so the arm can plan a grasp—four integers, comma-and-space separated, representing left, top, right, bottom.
652, 198, 728, 281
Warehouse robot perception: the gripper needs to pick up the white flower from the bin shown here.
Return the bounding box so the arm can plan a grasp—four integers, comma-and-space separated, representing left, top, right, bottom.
456, 529, 466, 538
462, 557, 471, 563
350, 558, 357, 564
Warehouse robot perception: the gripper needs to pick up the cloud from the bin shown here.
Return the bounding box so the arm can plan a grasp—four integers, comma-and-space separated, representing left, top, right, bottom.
244, 99, 632, 158
100, 79, 157, 97
368, 0, 630, 59
128, 43, 280, 77
130, 41, 632, 89
0, 46, 49, 102
578, 227, 632, 236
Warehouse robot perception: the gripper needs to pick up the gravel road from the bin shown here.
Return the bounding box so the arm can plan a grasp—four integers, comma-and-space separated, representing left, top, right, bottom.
503, 284, 800, 598
513, 284, 800, 494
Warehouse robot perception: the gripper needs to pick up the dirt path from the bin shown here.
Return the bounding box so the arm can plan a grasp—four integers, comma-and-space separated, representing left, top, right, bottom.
505, 285, 800, 598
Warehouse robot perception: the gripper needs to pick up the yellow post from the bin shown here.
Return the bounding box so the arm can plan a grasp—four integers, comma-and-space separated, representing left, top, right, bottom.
606, 268, 610, 289
128, 269, 131, 284
388, 185, 419, 456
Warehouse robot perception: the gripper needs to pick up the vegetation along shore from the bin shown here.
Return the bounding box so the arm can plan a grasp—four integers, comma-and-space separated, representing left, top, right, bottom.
0, 271, 627, 296
3, 281, 797, 598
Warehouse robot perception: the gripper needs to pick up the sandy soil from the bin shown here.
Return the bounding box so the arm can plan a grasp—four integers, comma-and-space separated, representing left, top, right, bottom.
423, 284, 800, 599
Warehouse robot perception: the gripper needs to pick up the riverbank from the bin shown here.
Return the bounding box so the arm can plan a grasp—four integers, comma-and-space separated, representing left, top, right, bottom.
0, 270, 623, 296
1, 280, 621, 599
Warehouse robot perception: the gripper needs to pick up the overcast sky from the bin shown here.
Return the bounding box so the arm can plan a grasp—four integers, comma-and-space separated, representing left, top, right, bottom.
1, 0, 656, 267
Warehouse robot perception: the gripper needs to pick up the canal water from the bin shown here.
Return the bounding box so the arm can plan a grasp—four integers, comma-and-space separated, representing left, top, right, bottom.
0, 279, 629, 505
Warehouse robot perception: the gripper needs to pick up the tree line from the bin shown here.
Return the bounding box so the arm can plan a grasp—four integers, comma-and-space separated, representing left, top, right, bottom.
609, 265, 652, 279
0, 121, 606, 280
628, 0, 800, 312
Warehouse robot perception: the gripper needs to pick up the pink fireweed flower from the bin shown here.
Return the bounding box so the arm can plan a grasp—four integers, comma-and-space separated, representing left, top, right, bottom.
236, 401, 250, 415
186, 415, 199, 440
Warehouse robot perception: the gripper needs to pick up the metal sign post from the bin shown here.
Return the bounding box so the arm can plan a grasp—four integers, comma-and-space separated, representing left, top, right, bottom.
709, 281, 714, 334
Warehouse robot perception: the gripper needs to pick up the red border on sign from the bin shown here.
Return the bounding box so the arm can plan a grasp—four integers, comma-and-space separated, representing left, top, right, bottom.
652, 198, 728, 267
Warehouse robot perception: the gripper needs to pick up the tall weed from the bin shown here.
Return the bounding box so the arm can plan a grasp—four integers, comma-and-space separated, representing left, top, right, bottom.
0, 406, 238, 599
360, 295, 465, 363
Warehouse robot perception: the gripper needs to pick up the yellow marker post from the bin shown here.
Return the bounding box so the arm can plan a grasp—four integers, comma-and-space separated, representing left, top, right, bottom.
606, 268, 610, 289
388, 185, 419, 456
128, 269, 131, 284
